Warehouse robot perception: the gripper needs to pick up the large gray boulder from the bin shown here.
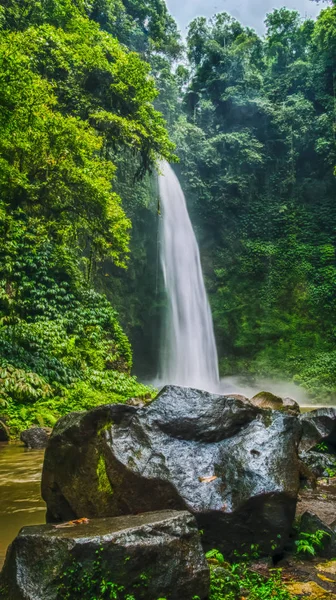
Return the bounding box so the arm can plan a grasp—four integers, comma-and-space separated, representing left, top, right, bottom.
0, 511, 209, 600
299, 408, 336, 453
42, 386, 302, 556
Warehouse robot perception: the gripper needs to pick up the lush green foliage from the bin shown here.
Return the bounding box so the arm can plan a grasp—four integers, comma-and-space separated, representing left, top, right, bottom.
170, 7, 336, 400
313, 442, 336, 476
1, 0, 182, 58
0, 0, 177, 433
57, 547, 180, 600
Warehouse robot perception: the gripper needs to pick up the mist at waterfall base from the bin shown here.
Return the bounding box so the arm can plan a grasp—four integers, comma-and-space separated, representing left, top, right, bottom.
154, 163, 317, 407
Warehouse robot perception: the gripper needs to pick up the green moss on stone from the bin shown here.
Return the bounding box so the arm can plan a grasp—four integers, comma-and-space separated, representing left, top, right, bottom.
98, 420, 114, 438
97, 455, 113, 495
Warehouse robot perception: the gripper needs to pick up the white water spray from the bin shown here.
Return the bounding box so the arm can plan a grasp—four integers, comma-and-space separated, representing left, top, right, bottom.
158, 162, 219, 392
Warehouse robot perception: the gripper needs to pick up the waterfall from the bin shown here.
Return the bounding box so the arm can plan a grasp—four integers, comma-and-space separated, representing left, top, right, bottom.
158, 162, 219, 392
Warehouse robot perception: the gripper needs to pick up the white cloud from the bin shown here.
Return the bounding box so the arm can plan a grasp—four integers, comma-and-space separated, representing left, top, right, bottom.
166, 0, 322, 35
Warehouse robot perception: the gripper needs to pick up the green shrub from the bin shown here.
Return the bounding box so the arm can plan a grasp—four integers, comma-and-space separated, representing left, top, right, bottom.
4, 377, 154, 436
206, 550, 297, 600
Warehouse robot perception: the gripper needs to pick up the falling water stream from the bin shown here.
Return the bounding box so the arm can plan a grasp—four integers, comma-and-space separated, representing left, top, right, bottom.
158, 162, 219, 392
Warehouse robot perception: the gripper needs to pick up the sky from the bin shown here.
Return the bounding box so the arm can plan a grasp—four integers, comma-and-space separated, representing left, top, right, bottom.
165, 0, 322, 35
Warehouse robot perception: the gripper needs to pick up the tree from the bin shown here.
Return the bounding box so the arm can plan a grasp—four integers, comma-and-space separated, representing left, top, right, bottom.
0, 3, 175, 432
0, 0, 183, 57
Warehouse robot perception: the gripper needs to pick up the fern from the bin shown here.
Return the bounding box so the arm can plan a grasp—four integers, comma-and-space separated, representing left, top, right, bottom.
295, 530, 331, 556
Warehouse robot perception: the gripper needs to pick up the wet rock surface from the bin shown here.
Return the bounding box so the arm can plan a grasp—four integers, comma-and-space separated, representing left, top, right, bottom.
297, 478, 336, 527
42, 385, 302, 556
283, 397, 302, 415
299, 409, 336, 453
0, 510, 209, 600
20, 427, 52, 449
300, 451, 336, 478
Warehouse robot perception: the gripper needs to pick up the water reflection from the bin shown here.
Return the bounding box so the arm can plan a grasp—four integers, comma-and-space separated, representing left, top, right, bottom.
0, 443, 45, 568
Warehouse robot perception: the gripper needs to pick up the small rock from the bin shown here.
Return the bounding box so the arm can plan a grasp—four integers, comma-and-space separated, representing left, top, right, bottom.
283, 397, 301, 416
20, 427, 52, 449
250, 392, 300, 415
126, 397, 146, 408
0, 511, 209, 600
212, 566, 233, 579
317, 561, 336, 576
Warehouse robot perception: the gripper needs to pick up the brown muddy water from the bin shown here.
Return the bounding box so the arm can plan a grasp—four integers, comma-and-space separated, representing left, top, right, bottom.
0, 443, 45, 568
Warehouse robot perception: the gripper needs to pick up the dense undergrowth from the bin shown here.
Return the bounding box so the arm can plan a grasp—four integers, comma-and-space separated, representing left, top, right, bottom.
55, 548, 300, 600
208, 561, 295, 600
0, 0, 176, 434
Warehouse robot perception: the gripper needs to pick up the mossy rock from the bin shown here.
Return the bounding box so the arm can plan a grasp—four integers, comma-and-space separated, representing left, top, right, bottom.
250, 391, 300, 415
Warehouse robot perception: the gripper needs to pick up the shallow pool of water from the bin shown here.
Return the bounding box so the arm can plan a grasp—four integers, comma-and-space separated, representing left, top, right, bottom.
0, 443, 45, 568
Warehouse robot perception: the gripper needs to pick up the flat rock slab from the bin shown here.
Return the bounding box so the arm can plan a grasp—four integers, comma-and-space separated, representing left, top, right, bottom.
0, 510, 209, 600
42, 385, 302, 556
